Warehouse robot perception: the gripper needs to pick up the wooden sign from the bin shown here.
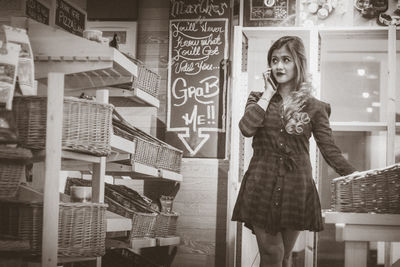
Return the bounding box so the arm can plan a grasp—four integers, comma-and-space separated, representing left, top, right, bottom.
25, 0, 50, 25
55, 0, 86, 37
167, 18, 228, 158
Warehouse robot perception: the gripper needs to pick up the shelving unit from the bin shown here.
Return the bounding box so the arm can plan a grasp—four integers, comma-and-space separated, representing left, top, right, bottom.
64, 87, 160, 108
1, 17, 183, 267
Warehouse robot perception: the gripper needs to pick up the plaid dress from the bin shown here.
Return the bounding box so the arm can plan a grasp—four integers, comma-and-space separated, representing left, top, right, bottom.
231, 91, 356, 234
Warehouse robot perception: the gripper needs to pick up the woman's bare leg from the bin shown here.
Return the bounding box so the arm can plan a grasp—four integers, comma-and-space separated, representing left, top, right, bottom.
253, 226, 284, 267
281, 229, 301, 267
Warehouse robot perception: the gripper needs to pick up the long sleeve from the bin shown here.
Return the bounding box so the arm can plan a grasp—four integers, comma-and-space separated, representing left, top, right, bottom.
239, 92, 266, 137
312, 102, 356, 176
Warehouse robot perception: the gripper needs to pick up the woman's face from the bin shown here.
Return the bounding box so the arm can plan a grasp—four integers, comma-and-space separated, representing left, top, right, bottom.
270, 45, 296, 86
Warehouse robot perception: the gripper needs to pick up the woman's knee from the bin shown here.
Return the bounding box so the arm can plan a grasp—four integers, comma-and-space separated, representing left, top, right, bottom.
259, 243, 284, 263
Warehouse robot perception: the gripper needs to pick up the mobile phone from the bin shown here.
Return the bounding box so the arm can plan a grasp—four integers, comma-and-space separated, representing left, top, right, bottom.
263, 70, 277, 91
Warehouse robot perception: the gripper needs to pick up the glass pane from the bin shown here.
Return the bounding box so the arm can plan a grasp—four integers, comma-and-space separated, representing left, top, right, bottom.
396, 30, 400, 163
317, 130, 386, 267
319, 29, 388, 122
397, 30, 400, 123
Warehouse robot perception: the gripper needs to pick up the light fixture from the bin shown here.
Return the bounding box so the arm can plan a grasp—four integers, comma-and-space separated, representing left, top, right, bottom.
366, 107, 373, 113
357, 69, 366, 76
372, 102, 381, 107
364, 56, 375, 61
362, 92, 370, 98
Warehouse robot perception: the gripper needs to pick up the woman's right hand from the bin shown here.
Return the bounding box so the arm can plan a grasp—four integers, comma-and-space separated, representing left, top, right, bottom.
262, 69, 276, 100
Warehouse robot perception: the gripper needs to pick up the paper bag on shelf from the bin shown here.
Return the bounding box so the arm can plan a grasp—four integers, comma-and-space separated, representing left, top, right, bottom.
2, 25, 35, 96
0, 40, 20, 110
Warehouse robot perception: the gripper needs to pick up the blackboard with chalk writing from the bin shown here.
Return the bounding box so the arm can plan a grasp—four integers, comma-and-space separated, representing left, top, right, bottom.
55, 0, 86, 37
25, 0, 50, 25
166, 18, 228, 158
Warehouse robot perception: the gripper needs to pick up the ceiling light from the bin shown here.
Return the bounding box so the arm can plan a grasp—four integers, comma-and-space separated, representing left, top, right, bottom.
357, 69, 366, 76
366, 107, 373, 113
362, 92, 370, 98
372, 102, 380, 107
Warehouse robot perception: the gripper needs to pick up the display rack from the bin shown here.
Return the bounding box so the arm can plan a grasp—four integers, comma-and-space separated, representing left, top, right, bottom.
64, 87, 160, 108
2, 17, 182, 267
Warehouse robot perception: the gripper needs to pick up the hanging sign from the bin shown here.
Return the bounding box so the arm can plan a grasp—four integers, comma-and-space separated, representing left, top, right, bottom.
245, 0, 296, 26
25, 0, 50, 25
55, 0, 86, 37
167, 18, 228, 158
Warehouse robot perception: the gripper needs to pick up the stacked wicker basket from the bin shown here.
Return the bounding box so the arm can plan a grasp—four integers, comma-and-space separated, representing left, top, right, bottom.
0, 96, 114, 257
65, 178, 179, 244
120, 55, 161, 98
113, 111, 183, 174
331, 164, 400, 214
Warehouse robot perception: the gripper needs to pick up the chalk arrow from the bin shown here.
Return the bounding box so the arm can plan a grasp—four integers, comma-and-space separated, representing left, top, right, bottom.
177, 128, 210, 156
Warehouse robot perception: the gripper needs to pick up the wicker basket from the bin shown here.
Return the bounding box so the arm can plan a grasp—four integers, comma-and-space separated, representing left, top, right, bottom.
156, 144, 183, 173
13, 96, 113, 156
120, 57, 160, 98
105, 196, 157, 239
0, 147, 32, 198
0, 200, 107, 256
113, 123, 160, 168
154, 212, 178, 237
331, 164, 400, 214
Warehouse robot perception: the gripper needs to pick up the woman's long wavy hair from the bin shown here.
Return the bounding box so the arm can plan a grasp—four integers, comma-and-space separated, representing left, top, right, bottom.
267, 36, 312, 135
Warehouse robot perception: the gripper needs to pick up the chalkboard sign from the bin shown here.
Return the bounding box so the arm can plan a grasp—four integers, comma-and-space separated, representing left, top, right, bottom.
170, 0, 229, 19
167, 19, 228, 158
55, 0, 86, 37
25, 0, 49, 25
244, 0, 296, 26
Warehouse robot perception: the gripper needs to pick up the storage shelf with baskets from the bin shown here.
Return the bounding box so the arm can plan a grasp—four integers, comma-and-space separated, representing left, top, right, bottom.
16, 18, 138, 90
65, 87, 160, 108
1, 17, 183, 267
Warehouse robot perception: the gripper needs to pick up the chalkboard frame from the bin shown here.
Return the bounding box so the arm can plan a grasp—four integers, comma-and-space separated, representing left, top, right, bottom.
166, 18, 229, 158
54, 0, 87, 37
25, 0, 50, 25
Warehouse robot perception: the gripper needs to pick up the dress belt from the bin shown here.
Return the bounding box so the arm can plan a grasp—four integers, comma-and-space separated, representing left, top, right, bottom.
254, 150, 300, 171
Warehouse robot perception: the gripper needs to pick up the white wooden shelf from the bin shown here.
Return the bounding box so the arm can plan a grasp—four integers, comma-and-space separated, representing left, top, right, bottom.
107, 162, 182, 182
18, 18, 138, 90
57, 257, 97, 263
106, 211, 132, 232
130, 238, 157, 251
324, 211, 400, 226
331, 121, 388, 132
106, 237, 180, 252
157, 236, 181, 246
32, 150, 103, 163
110, 134, 136, 154
158, 169, 183, 182
64, 88, 160, 108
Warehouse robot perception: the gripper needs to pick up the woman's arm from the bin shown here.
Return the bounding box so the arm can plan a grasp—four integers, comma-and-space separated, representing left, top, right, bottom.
239, 92, 268, 137
312, 101, 357, 176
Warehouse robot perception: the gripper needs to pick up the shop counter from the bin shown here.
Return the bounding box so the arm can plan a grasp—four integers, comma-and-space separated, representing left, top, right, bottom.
324, 211, 400, 267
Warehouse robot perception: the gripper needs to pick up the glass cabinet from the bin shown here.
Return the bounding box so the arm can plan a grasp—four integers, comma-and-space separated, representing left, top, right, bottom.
229, 26, 398, 267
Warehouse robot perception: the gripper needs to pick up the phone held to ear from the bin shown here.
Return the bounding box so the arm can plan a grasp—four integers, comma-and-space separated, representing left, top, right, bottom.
262, 70, 277, 91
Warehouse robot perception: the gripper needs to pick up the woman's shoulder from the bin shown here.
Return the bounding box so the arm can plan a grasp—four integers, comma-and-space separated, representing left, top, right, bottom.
305, 96, 331, 115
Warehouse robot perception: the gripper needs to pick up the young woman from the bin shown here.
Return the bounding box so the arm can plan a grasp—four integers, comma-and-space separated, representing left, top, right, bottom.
231, 36, 357, 267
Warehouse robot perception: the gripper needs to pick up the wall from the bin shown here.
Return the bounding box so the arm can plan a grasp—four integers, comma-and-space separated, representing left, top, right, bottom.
137, 1, 229, 266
